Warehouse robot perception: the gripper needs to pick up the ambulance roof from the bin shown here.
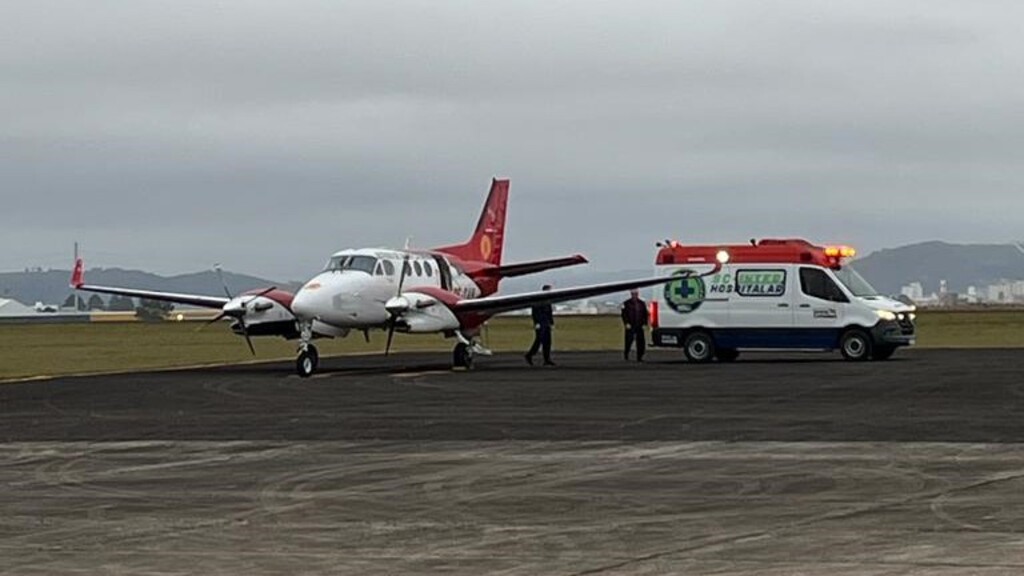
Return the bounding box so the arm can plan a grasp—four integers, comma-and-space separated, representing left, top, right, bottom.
656, 238, 852, 269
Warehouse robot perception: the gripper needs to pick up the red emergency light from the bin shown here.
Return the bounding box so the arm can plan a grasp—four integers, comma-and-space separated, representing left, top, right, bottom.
656, 239, 857, 269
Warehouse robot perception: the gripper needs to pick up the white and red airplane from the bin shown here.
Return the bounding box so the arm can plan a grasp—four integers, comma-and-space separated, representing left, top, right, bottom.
73, 179, 720, 376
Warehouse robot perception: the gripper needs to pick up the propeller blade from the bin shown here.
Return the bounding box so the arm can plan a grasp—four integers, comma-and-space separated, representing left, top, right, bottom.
239, 319, 256, 356
396, 253, 410, 295
196, 311, 228, 332
384, 254, 411, 357
385, 324, 396, 356
214, 264, 232, 299
244, 286, 277, 305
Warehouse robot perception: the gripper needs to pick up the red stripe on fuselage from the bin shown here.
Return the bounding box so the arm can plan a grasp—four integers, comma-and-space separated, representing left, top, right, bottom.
242, 288, 295, 310
405, 286, 488, 330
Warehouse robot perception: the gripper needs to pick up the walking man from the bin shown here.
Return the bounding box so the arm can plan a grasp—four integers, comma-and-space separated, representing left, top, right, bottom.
621, 288, 649, 362
525, 285, 555, 366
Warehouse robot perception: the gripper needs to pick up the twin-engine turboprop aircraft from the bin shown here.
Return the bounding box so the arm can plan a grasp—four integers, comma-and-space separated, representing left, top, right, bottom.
73, 179, 720, 376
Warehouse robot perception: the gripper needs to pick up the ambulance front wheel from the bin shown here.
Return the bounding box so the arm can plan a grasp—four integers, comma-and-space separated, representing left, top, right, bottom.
839, 329, 872, 361
684, 331, 715, 363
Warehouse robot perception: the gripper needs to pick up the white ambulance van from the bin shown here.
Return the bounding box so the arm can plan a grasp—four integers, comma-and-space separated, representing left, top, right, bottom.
650, 239, 916, 362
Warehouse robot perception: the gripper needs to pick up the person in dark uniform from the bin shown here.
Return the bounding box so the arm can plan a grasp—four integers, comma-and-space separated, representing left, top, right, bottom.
621, 288, 649, 361
525, 285, 555, 366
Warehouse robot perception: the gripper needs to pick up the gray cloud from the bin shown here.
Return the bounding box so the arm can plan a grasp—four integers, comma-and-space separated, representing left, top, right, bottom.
2, 1, 1023, 280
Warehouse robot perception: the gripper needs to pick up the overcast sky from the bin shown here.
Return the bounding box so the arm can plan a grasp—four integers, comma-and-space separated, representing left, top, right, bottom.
2, 1, 1022, 280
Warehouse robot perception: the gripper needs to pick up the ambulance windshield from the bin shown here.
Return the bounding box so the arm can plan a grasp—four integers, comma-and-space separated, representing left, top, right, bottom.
833, 266, 878, 297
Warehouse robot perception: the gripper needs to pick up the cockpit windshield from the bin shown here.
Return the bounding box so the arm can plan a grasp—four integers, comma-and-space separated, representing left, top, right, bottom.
832, 265, 879, 297
324, 255, 378, 274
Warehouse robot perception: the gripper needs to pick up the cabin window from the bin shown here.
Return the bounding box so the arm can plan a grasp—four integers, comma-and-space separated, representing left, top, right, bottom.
424, 262, 433, 277
383, 260, 395, 276
413, 261, 423, 276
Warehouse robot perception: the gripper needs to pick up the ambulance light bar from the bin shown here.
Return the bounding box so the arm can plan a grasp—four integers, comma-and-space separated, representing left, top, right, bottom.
824, 245, 857, 258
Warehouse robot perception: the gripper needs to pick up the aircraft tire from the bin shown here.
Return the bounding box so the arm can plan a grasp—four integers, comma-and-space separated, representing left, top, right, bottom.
452, 343, 472, 369
308, 344, 320, 370
297, 349, 317, 378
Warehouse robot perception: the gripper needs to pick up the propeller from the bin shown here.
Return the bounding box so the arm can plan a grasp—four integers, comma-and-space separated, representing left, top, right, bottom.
384, 253, 411, 356
198, 265, 277, 356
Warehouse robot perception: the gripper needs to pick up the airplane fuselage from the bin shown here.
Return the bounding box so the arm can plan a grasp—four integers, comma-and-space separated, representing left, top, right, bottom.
291, 248, 483, 334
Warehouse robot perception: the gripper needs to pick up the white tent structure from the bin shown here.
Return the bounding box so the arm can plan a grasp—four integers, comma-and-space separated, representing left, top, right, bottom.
0, 298, 38, 317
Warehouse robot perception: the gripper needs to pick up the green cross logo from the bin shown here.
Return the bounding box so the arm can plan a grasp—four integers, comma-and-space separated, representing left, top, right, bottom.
664, 269, 705, 313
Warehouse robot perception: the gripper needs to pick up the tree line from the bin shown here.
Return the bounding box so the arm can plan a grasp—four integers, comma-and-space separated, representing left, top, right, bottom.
61, 294, 175, 321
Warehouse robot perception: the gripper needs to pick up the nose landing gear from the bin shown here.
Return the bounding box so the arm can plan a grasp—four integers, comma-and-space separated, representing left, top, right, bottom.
295, 321, 319, 377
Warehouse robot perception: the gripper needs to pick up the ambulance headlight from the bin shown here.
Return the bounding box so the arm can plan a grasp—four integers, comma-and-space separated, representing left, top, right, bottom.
876, 310, 897, 321
715, 250, 730, 264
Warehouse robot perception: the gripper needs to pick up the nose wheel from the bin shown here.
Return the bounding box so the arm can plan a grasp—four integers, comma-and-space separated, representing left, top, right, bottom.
296, 344, 319, 377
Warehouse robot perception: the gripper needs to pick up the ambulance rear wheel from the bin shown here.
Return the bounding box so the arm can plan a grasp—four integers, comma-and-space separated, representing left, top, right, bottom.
716, 348, 740, 362
872, 345, 896, 361
839, 329, 872, 361
684, 331, 715, 363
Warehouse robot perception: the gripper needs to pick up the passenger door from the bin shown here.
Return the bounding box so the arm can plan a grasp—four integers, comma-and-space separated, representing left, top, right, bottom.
793, 267, 849, 348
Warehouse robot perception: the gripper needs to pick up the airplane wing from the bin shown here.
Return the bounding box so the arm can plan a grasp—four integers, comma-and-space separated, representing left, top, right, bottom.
70, 258, 230, 310
483, 254, 588, 278
451, 275, 684, 317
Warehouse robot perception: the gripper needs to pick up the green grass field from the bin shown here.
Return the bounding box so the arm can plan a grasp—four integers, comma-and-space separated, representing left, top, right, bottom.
1, 310, 1023, 380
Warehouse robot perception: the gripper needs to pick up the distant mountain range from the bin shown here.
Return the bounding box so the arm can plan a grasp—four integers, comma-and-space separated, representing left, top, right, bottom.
853, 241, 1024, 295
0, 268, 298, 307
4, 241, 1023, 306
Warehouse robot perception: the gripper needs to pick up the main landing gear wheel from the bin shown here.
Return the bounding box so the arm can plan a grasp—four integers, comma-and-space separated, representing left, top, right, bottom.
452, 343, 474, 369
840, 329, 872, 362
296, 344, 319, 378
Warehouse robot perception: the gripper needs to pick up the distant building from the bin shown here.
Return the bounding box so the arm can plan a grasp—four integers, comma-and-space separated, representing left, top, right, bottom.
900, 282, 924, 302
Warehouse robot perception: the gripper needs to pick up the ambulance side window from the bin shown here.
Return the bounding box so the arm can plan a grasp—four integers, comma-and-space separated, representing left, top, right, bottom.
799, 268, 849, 303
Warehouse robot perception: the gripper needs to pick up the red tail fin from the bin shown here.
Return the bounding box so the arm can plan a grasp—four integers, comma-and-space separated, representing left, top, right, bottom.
435, 178, 509, 266
70, 258, 85, 288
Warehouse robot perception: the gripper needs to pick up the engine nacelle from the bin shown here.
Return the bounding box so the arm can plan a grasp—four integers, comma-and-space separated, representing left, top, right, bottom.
396, 293, 461, 333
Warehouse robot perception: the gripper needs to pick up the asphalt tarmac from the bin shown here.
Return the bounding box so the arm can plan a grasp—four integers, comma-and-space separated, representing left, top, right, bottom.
2, 349, 1024, 574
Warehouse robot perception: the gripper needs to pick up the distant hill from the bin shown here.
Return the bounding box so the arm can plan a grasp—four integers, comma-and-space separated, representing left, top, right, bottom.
853, 241, 1024, 295
0, 267, 294, 307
